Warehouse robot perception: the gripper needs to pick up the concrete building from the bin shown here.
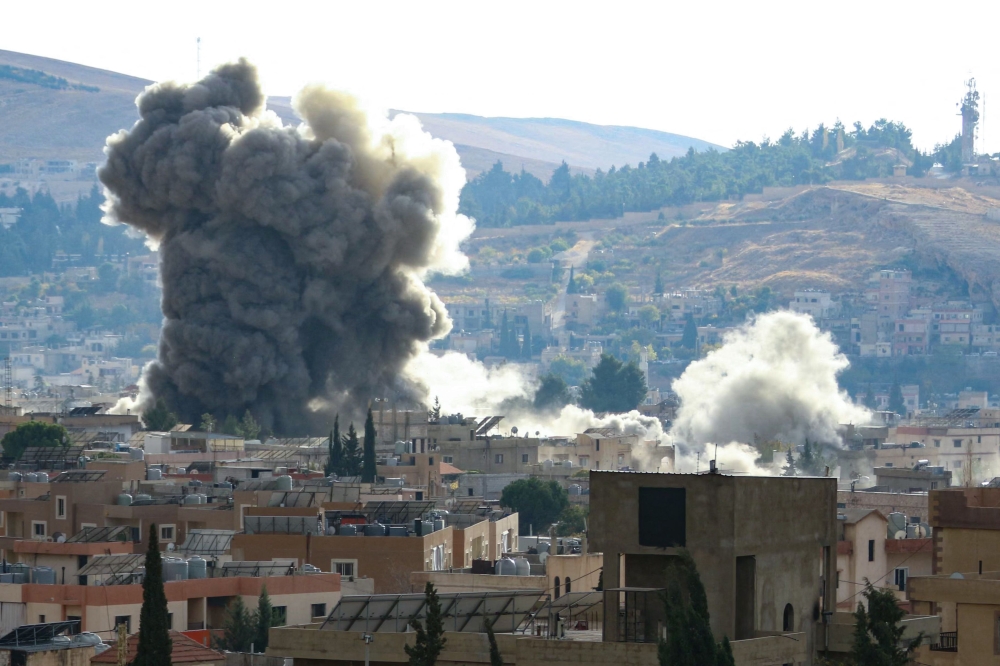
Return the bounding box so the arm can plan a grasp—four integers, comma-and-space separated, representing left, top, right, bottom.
870, 464, 952, 492
868, 269, 913, 325
537, 429, 637, 471
893, 318, 929, 356
790, 289, 837, 320
589, 471, 837, 653
91, 632, 224, 666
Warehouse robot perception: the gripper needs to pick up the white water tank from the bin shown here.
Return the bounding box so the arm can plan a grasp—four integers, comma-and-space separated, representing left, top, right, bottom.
34, 472, 48, 483
25, 473, 38, 482
187, 557, 207, 579
134, 493, 152, 503
130, 448, 145, 461
32, 566, 56, 584
118, 493, 133, 506
162, 557, 188, 582
183, 494, 202, 505
495, 559, 517, 576
568, 484, 582, 495
339, 524, 358, 536
513, 557, 530, 576
147, 468, 162, 481
275, 475, 293, 491
8, 472, 20, 482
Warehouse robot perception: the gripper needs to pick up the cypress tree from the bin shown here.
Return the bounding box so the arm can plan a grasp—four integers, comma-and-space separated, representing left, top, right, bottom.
484, 618, 503, 666
328, 415, 343, 477
342, 423, 362, 477
498, 310, 510, 356
657, 550, 736, 666
654, 272, 664, 295
361, 408, 377, 483
133, 524, 172, 666
405, 582, 447, 666
521, 321, 532, 360
216, 596, 254, 652
567, 266, 577, 294
254, 585, 274, 652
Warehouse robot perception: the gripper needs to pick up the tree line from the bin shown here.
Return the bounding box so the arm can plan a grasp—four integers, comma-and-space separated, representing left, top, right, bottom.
325, 410, 378, 482
459, 119, 962, 228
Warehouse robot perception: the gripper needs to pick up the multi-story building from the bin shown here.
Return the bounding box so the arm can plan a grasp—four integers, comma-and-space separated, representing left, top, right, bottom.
931, 305, 981, 347
791, 289, 837, 320
868, 269, 913, 325
893, 318, 929, 355
655, 290, 721, 321
971, 323, 1000, 351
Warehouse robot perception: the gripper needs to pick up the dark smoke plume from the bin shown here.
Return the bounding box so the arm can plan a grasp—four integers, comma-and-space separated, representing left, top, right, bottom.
100, 60, 471, 433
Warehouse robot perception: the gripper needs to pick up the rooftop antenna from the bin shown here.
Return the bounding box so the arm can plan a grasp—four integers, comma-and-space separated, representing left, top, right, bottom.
196, 37, 202, 79
3, 356, 10, 413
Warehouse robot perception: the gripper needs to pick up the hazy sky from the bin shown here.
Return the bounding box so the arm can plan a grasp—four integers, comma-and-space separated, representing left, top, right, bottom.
5, 1, 1000, 153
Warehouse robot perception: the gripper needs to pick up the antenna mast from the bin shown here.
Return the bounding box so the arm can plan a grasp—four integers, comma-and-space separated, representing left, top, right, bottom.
3, 356, 11, 413
196, 37, 201, 79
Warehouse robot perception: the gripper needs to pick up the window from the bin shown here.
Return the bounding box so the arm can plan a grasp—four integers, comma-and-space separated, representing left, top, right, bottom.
565, 577, 571, 594
443, 456, 453, 464
868, 540, 875, 562
595, 441, 600, 451
521, 454, 529, 464
783, 604, 794, 632
954, 439, 963, 448
494, 454, 504, 464
618, 454, 625, 466
954, 461, 963, 469
311, 603, 327, 619
167, 613, 173, 630
428, 457, 434, 466
934, 439, 941, 448
66, 616, 81, 634
554, 577, 561, 599
331, 560, 357, 578
160, 525, 176, 542
579, 456, 590, 467
39, 615, 45, 623
894, 568, 908, 592
32, 521, 46, 538
114, 616, 131, 632
639, 487, 685, 547
56, 496, 66, 520
272, 606, 287, 626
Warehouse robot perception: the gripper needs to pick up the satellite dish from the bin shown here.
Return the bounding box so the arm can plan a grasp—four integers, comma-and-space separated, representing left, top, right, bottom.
166, 543, 176, 552
53, 532, 66, 543
511, 427, 518, 435
894, 530, 907, 539
950, 572, 965, 579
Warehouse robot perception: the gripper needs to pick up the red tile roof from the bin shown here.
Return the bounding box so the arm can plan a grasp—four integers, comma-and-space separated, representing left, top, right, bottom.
92, 631, 224, 664
439, 462, 464, 475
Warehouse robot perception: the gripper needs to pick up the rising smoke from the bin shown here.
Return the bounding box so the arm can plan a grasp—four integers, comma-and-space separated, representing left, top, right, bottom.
100, 60, 473, 433
669, 311, 870, 465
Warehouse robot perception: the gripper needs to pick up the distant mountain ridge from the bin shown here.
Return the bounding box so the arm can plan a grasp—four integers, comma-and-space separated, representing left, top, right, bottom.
0, 49, 722, 180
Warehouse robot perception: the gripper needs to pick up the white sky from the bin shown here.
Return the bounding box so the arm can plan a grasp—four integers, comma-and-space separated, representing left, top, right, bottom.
5, 0, 1000, 153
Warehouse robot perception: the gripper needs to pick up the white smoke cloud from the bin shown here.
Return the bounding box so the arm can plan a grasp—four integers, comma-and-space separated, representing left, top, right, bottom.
669, 311, 870, 464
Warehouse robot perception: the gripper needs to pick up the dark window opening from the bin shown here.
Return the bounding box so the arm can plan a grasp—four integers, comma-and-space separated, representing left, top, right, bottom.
868, 540, 875, 562
554, 577, 561, 599
783, 604, 794, 632
638, 487, 686, 547
565, 577, 571, 594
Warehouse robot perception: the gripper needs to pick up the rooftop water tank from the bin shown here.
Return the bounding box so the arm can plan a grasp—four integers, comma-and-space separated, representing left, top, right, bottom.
35, 472, 48, 483
117, 493, 133, 506
10, 564, 30, 584
134, 493, 152, 503
301, 564, 321, 573
568, 484, 582, 495
8, 472, 20, 482
887, 512, 907, 539
183, 494, 202, 505
386, 458, 398, 467
70, 633, 103, 648
189, 480, 203, 487
194, 493, 207, 504
364, 523, 386, 537
339, 524, 358, 536
162, 557, 188, 582
536, 542, 550, 555
32, 566, 56, 584
433, 518, 445, 532
24, 473, 38, 483
388, 526, 408, 537
213, 482, 231, 489
50, 636, 71, 648
187, 556, 207, 580
275, 475, 293, 491
275, 467, 288, 476
0, 573, 13, 584
495, 559, 517, 576
129, 448, 145, 461
543, 460, 554, 470
147, 468, 162, 481
513, 557, 530, 576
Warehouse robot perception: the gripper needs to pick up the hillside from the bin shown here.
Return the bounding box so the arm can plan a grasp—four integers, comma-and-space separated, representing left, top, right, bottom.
0, 50, 719, 180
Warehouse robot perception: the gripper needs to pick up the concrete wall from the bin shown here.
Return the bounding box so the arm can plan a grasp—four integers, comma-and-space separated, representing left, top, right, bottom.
837, 490, 928, 520
590, 472, 836, 656
489, 514, 518, 561
453, 519, 490, 568
409, 571, 545, 594
547, 554, 602, 598
0, 647, 94, 666
837, 513, 887, 609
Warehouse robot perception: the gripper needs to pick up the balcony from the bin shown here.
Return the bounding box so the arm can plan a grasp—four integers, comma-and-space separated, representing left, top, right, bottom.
930, 631, 957, 652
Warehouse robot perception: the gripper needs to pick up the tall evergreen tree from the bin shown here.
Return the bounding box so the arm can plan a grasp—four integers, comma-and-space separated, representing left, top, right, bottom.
254, 585, 274, 653
216, 596, 254, 652
658, 550, 735, 666
405, 582, 447, 666
361, 408, 377, 483
681, 314, 698, 350
498, 310, 510, 356
851, 582, 920, 665
654, 272, 664, 295
342, 423, 362, 477
133, 525, 172, 666
782, 449, 797, 476
888, 380, 906, 416
484, 618, 503, 666
327, 415, 343, 477
567, 266, 577, 294
863, 384, 877, 410
521, 321, 532, 360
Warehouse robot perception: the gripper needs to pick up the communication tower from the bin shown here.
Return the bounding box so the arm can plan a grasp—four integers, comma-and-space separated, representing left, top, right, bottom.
3, 356, 11, 414
959, 78, 980, 164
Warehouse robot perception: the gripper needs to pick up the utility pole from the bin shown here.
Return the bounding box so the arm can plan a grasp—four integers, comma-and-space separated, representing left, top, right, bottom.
3, 356, 11, 414
196, 37, 202, 79
116, 623, 127, 666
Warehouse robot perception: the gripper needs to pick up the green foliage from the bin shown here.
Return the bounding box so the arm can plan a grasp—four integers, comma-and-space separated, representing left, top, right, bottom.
605, 283, 628, 312
142, 399, 178, 432
362, 408, 377, 483
556, 505, 587, 536
500, 478, 569, 533
533, 374, 572, 411
548, 356, 588, 387
782, 449, 797, 476
199, 414, 216, 432
658, 550, 734, 666
579, 354, 648, 414
254, 585, 275, 652
798, 440, 830, 477
484, 618, 504, 666
325, 416, 343, 477
0, 65, 99, 91
681, 315, 698, 349
888, 381, 906, 415
216, 595, 255, 653
405, 582, 447, 666
239, 410, 261, 440
1, 421, 68, 460
133, 525, 172, 666
342, 423, 362, 477
851, 582, 921, 666
654, 272, 665, 295
638, 305, 660, 327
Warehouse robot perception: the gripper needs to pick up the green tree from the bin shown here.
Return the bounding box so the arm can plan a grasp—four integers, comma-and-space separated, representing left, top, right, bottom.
567, 266, 577, 294
1, 421, 68, 460
484, 618, 503, 666
405, 582, 447, 666
142, 399, 178, 432
361, 408, 377, 483
579, 354, 648, 413
638, 304, 660, 328
254, 585, 274, 652
658, 550, 735, 666
681, 314, 698, 350
521, 321, 532, 359
548, 356, 588, 386
605, 283, 628, 313
215, 595, 255, 652
428, 397, 441, 422
851, 582, 921, 666
238, 410, 261, 440
654, 272, 664, 295
782, 449, 797, 476
325, 415, 342, 477
221, 414, 240, 436
863, 385, 877, 410
500, 478, 569, 532
556, 505, 587, 536
133, 525, 172, 666
199, 413, 216, 433
888, 380, 906, 415
533, 374, 572, 411
342, 423, 362, 477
